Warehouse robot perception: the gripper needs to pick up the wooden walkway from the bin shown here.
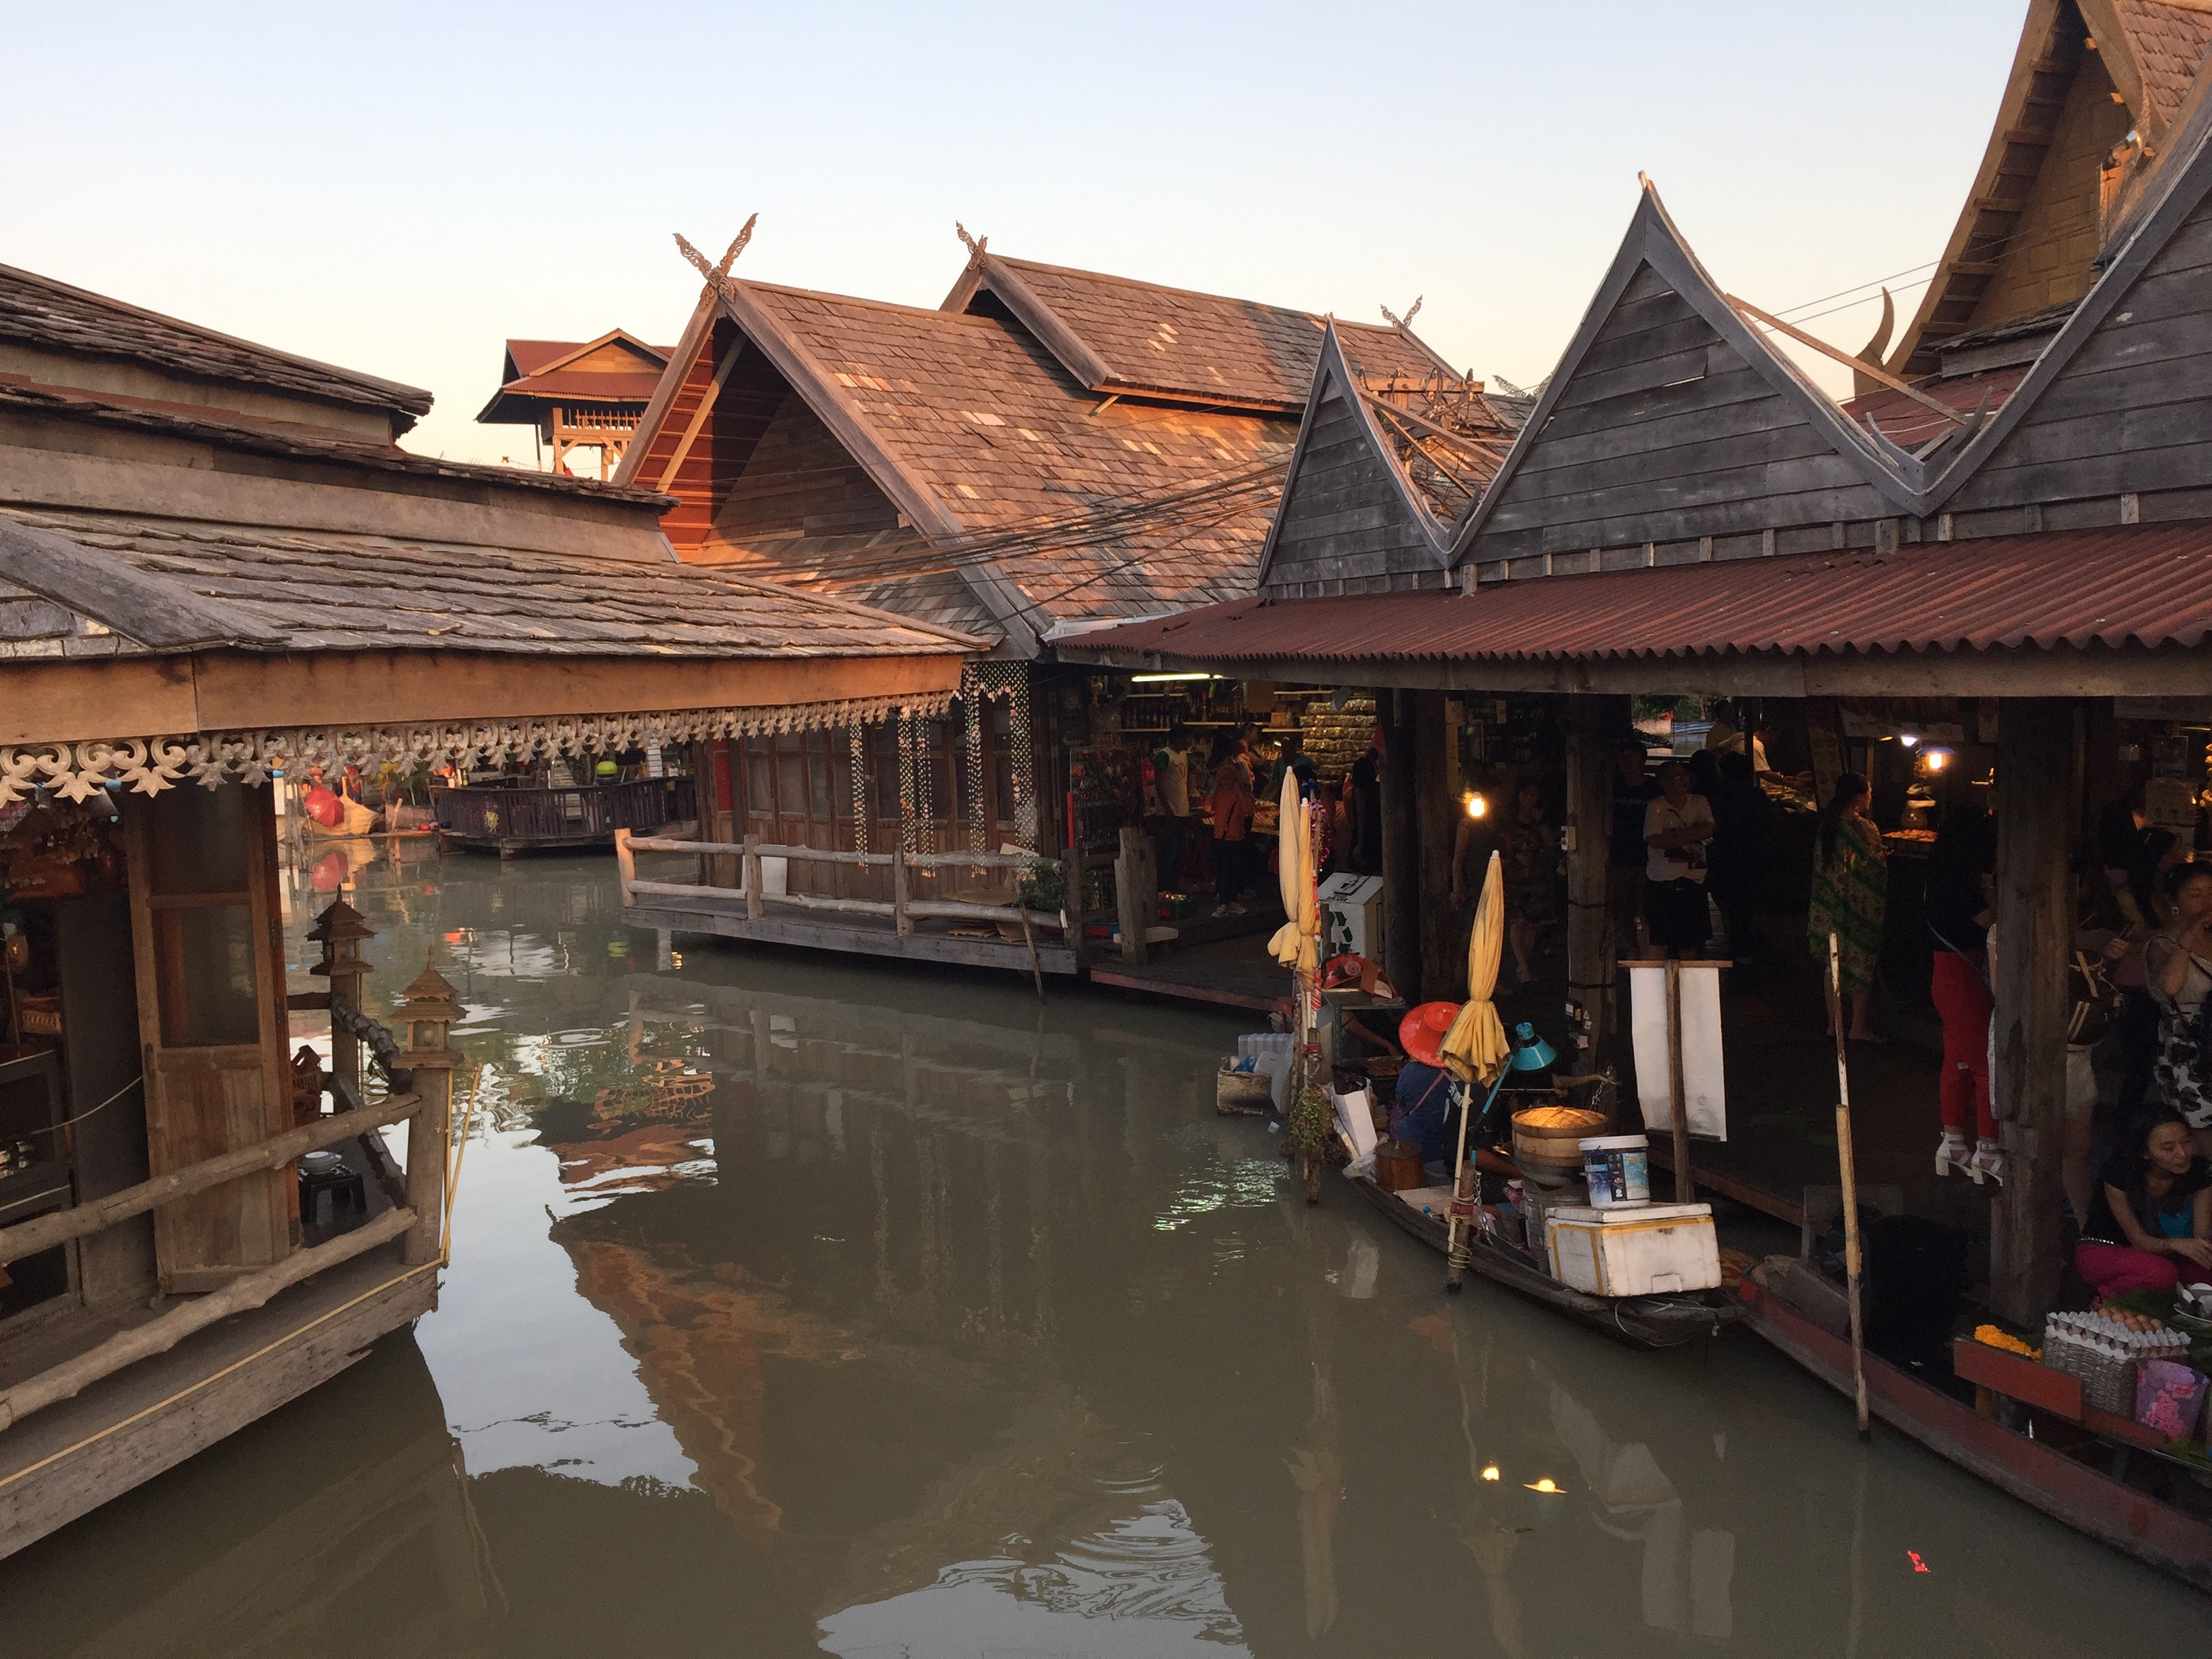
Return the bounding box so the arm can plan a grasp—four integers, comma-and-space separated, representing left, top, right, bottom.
625, 892, 1082, 975
1090, 929, 1292, 1010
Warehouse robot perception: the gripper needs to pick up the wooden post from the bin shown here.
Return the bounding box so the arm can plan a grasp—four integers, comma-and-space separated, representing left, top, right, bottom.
614, 827, 636, 907
1062, 851, 1088, 975
1413, 691, 1458, 1004
306, 899, 375, 1101
1990, 697, 2075, 1325
1564, 696, 1624, 1065
1379, 691, 1421, 1003
893, 848, 913, 936
1664, 958, 1694, 1204
394, 958, 459, 1268
1116, 826, 1155, 966
1827, 931, 1871, 1436
743, 833, 764, 920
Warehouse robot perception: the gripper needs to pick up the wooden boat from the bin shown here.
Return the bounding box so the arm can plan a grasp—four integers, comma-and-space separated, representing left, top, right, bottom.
1349, 1172, 1746, 1348
434, 777, 695, 856
1742, 1267, 2212, 1592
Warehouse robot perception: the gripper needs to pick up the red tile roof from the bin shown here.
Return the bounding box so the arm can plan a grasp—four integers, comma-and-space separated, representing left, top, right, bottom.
1839, 363, 2034, 449
1066, 523, 2212, 665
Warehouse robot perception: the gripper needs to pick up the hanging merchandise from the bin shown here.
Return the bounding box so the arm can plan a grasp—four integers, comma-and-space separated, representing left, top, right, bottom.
847, 722, 869, 855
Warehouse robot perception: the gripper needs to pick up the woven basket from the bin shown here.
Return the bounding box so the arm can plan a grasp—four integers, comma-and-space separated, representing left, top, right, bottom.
2044, 1334, 2137, 1416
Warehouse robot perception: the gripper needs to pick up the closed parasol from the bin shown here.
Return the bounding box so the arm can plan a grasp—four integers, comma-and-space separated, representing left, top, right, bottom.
1439, 850, 1509, 1288
1268, 766, 1318, 979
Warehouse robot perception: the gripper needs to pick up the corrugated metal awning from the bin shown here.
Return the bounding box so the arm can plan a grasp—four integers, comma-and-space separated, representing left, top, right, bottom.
1065, 525, 2212, 667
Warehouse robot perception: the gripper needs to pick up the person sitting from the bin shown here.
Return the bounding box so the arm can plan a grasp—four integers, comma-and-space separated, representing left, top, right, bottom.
1390, 1002, 1463, 1180
2076, 1107, 2212, 1300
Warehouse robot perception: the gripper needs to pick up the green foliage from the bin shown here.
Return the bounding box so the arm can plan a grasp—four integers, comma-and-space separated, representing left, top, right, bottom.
1016, 860, 1066, 912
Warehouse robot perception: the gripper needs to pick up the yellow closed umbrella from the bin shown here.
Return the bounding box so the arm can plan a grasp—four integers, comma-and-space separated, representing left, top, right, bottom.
1441, 851, 1509, 1084
1439, 850, 1509, 1288
1268, 766, 1318, 979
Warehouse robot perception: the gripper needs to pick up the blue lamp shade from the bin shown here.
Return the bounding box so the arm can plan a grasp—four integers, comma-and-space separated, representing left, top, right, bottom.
1509, 1021, 1558, 1071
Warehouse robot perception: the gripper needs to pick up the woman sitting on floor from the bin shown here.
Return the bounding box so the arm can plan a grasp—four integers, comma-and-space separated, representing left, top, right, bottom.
2076, 1106, 2212, 1300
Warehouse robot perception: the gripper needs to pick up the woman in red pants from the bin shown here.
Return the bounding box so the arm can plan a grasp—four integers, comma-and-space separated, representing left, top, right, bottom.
1923, 808, 1997, 1179
2077, 1108, 2212, 1298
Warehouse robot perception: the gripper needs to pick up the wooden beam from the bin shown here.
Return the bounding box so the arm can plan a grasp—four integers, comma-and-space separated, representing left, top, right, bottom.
654, 331, 747, 493
1357, 390, 1511, 457
1379, 691, 1421, 1002
1989, 697, 2076, 1324
1563, 697, 1624, 1064
0, 1094, 421, 1268
1726, 295, 1969, 426
0, 1208, 415, 1433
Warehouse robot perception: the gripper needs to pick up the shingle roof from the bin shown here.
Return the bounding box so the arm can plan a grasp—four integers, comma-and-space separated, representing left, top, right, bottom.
0, 382, 674, 509
947, 254, 1457, 411
0, 262, 434, 430
2116, 1, 2212, 131
708, 283, 1300, 632
0, 506, 983, 661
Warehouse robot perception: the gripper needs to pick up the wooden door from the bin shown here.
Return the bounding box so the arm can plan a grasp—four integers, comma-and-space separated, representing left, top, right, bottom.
125, 786, 291, 1292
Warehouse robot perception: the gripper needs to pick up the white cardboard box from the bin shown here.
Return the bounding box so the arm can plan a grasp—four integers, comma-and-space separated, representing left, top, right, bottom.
1317, 872, 1384, 961
1545, 1202, 1721, 1296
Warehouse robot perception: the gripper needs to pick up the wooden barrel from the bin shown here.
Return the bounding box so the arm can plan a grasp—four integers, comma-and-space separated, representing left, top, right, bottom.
1511, 1105, 1607, 1170
1373, 1139, 1425, 1192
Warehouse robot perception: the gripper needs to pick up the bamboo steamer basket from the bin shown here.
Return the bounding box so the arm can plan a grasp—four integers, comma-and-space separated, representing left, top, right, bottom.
1511, 1105, 1607, 1170
1374, 1139, 1426, 1193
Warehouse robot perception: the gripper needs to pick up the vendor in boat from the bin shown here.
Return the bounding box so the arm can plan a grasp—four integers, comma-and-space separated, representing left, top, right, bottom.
2077, 1106, 2212, 1299
1391, 1002, 1523, 1185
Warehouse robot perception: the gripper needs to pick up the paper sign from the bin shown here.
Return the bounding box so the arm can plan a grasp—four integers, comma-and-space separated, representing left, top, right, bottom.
1629, 966, 1727, 1141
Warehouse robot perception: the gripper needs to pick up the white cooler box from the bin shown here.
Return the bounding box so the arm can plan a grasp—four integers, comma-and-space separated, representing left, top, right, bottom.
1544, 1202, 1720, 1296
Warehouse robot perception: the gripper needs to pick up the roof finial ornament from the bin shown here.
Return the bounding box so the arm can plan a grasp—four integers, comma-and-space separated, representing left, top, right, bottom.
956, 222, 988, 264
1380, 296, 1422, 330
674, 213, 758, 302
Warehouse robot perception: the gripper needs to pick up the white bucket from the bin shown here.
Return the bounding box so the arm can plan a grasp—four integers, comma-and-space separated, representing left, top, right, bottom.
1579, 1134, 1651, 1208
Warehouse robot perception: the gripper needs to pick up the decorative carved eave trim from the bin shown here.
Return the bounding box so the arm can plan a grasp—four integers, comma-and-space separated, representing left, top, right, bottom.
0, 692, 955, 806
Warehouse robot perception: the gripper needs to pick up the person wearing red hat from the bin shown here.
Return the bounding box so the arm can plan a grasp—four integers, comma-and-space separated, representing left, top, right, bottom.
1391, 1001, 1465, 1179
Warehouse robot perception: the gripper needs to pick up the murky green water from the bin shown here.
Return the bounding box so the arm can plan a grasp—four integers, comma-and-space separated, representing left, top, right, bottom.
2, 846, 2205, 1654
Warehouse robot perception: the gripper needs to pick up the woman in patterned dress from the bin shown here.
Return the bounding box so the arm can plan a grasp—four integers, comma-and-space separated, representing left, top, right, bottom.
1807, 772, 1887, 1041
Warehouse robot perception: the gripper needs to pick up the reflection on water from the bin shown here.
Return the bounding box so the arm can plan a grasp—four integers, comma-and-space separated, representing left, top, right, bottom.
2, 848, 2207, 1656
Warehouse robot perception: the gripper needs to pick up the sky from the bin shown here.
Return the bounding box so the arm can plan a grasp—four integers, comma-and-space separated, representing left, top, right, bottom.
5, 1, 2028, 468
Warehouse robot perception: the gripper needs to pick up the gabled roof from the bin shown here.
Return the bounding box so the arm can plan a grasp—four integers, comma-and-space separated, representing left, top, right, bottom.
1452, 180, 1925, 569
0, 262, 434, 433
1255, 322, 1521, 594
617, 273, 1300, 655
1923, 67, 2212, 508
0, 504, 983, 661
1891, 0, 2212, 375
940, 252, 1457, 412
477, 331, 674, 424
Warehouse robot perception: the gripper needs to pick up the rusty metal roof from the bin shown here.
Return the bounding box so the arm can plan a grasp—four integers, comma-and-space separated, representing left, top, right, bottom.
1065, 524, 2212, 665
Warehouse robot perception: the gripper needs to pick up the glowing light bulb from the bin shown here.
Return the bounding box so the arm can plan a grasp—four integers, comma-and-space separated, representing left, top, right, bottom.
1900, 733, 1920, 747
1466, 794, 1488, 820
1924, 751, 1948, 773
1524, 1477, 1561, 1493
1481, 1465, 1500, 1481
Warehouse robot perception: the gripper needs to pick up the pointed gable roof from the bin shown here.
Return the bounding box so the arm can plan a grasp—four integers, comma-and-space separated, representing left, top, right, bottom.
1256, 323, 1523, 596
1891, 0, 2212, 377
615, 270, 1299, 657
477, 330, 674, 423
1927, 71, 2212, 514
941, 252, 1457, 412
1452, 181, 1921, 577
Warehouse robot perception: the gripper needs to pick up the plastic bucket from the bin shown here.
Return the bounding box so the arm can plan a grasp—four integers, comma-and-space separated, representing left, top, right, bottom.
1579, 1134, 1651, 1208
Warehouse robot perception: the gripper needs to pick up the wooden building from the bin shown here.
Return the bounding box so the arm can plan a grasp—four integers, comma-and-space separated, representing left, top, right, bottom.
604, 242, 1483, 864
476, 331, 672, 478
0, 261, 970, 1553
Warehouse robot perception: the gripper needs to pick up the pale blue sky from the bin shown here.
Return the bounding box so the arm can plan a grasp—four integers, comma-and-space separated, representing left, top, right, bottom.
6, 2, 2024, 466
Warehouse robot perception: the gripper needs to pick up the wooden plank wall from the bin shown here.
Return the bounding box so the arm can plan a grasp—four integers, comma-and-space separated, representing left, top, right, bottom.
1950, 189, 2212, 523
1261, 384, 1443, 595
712, 391, 904, 554
1472, 266, 1892, 571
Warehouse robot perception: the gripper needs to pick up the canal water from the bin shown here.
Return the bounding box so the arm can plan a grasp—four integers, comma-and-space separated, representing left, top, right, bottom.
2, 846, 2205, 1654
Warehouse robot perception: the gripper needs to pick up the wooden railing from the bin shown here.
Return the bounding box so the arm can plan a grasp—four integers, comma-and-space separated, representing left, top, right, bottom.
617, 832, 1072, 941
0, 908, 460, 1439
436, 777, 695, 844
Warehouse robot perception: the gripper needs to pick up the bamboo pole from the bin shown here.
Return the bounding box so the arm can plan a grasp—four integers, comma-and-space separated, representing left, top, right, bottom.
0, 1094, 422, 1268
0, 1207, 415, 1432
1666, 959, 1694, 1204
1829, 930, 1871, 1438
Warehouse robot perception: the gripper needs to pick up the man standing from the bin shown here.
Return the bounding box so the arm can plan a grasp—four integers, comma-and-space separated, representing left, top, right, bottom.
1152, 724, 1192, 891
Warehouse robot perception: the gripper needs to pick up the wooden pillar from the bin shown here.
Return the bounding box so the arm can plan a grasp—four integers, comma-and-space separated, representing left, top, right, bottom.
1413, 691, 1458, 1004
1379, 690, 1421, 1003
1117, 826, 1156, 966
1989, 697, 2075, 1324
394, 957, 460, 1268
1565, 696, 1625, 1062
306, 900, 374, 1099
